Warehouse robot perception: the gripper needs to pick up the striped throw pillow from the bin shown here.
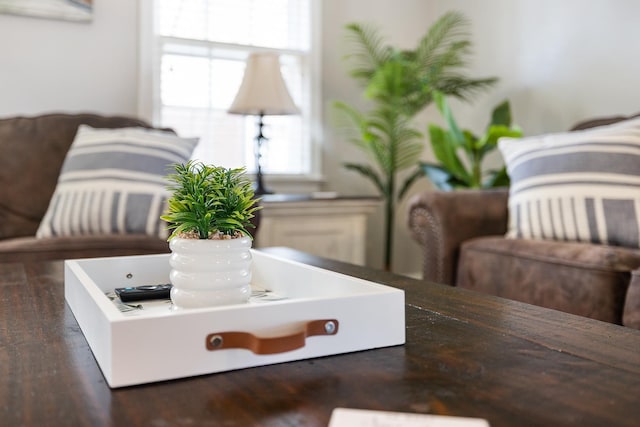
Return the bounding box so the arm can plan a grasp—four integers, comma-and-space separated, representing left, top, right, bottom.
37, 125, 198, 239
499, 117, 640, 248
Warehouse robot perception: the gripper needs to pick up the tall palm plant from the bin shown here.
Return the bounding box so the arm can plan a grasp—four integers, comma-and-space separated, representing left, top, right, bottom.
334, 11, 497, 271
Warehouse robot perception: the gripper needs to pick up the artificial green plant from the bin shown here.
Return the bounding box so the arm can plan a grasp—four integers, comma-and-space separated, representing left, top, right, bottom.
422, 92, 523, 190
161, 161, 260, 240
334, 11, 497, 271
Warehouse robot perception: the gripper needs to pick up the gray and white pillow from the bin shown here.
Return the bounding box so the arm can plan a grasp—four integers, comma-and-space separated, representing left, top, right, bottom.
499, 117, 640, 248
37, 125, 199, 239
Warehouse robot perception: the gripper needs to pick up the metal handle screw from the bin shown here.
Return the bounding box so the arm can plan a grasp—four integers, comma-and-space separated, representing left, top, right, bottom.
324, 321, 336, 335
209, 335, 224, 348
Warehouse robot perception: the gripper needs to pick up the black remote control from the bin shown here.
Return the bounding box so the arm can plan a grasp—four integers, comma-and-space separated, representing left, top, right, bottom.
115, 284, 172, 302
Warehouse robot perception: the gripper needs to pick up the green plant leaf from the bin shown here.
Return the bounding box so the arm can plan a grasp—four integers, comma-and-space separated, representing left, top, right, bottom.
484, 166, 510, 188
344, 162, 386, 195
476, 124, 523, 157
366, 59, 404, 102
343, 23, 394, 87
428, 124, 470, 183
434, 91, 465, 146
395, 139, 424, 170
161, 161, 260, 240
420, 162, 469, 191
462, 129, 478, 153
415, 11, 470, 70
398, 166, 425, 200
433, 76, 498, 102
420, 162, 455, 191
490, 100, 511, 127
413, 11, 498, 103
425, 95, 524, 190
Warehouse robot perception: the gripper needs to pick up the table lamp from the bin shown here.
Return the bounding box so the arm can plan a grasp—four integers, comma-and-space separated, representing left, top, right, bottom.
228, 52, 300, 195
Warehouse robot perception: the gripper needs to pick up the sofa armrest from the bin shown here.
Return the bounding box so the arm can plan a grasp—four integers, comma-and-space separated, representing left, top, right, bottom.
0, 235, 170, 264
623, 269, 640, 330
407, 188, 509, 285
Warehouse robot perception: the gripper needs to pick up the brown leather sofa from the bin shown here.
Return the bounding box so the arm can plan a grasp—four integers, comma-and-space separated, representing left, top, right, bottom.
0, 113, 172, 263
407, 114, 640, 329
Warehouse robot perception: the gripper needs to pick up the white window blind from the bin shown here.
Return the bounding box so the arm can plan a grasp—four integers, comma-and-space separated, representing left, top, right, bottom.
152, 0, 314, 176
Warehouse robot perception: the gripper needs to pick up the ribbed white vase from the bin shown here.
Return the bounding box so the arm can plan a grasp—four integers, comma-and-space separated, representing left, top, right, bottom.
168, 236, 252, 309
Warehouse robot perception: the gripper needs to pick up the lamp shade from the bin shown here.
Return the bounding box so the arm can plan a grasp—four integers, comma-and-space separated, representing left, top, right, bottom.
228, 52, 300, 116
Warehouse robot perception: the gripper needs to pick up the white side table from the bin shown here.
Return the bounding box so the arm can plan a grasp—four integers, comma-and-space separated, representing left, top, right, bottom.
255, 194, 380, 265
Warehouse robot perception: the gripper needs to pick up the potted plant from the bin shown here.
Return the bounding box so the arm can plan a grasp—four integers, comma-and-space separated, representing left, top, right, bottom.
421, 91, 523, 190
160, 161, 261, 309
334, 11, 497, 271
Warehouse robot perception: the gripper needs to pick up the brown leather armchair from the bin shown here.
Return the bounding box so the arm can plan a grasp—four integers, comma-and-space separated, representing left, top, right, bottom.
407, 114, 640, 329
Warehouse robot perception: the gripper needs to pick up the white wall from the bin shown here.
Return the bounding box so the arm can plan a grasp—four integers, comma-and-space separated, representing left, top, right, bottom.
1, 0, 639, 275
430, 0, 640, 131
0, 0, 138, 116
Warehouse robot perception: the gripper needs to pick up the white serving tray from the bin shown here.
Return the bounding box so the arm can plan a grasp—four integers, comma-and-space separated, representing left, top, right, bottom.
64, 250, 405, 388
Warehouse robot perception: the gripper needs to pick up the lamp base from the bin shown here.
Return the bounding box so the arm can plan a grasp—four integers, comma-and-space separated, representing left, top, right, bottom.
254, 169, 273, 195
253, 114, 274, 196
254, 183, 273, 196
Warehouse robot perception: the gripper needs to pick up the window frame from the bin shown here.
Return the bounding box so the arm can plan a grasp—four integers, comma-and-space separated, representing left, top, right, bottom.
137, 0, 324, 192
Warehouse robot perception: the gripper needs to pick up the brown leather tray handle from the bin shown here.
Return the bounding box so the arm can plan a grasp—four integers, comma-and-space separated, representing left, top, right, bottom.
205, 319, 339, 355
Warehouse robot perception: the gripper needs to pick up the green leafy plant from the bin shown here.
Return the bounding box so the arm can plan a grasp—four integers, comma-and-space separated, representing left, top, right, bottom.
422, 92, 523, 190
161, 161, 260, 240
334, 11, 497, 271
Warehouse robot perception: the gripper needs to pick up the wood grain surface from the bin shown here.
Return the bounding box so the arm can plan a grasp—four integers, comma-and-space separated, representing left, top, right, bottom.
1, 248, 639, 426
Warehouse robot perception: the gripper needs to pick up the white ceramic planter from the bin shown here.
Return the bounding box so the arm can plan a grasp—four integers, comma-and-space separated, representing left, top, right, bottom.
168, 236, 252, 309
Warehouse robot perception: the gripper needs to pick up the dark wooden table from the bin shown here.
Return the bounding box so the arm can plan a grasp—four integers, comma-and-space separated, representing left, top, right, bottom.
2, 247, 640, 426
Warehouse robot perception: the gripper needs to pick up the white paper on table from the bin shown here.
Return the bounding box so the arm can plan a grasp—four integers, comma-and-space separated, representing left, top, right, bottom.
328, 408, 490, 427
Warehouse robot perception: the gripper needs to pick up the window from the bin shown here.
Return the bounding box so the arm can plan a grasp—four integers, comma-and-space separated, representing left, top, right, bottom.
141, 0, 319, 181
